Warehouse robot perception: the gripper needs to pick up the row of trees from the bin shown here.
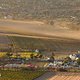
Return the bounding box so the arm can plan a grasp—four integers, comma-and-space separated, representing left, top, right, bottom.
63, 56, 80, 65
30, 52, 55, 63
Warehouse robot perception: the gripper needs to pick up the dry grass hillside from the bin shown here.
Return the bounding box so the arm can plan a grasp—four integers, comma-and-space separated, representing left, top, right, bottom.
0, 0, 80, 20
0, 20, 80, 51
0, 0, 80, 52
0, 20, 80, 40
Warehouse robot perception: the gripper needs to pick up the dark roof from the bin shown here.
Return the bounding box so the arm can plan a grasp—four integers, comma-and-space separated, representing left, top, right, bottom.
76, 54, 80, 58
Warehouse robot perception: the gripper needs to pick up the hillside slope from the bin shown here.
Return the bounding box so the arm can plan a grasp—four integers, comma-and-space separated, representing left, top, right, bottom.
10, 36, 80, 52
0, 0, 80, 20
0, 0, 80, 51
0, 20, 80, 40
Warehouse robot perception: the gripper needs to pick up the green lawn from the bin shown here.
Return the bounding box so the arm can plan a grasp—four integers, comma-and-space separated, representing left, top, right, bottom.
0, 70, 45, 80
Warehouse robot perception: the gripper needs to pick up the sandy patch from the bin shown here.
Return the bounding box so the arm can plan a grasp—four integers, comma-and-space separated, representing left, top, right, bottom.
0, 19, 80, 40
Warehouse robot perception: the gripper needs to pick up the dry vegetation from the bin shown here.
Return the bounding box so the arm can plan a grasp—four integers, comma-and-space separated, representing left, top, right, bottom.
0, 0, 80, 20
12, 36, 80, 51
0, 0, 80, 30
0, 35, 79, 52
0, 20, 80, 40
0, 0, 80, 52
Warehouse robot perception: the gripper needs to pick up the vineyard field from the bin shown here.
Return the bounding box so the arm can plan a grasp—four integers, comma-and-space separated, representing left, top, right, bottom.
0, 35, 80, 52
9, 36, 80, 52
0, 70, 45, 80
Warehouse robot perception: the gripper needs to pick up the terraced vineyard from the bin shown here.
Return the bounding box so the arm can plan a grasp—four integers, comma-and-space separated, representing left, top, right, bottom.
9, 36, 80, 52
0, 35, 80, 52
0, 35, 12, 50
0, 70, 45, 80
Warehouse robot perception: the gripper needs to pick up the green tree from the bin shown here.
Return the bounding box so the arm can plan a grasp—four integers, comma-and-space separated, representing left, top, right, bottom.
77, 58, 80, 65
6, 52, 13, 58
63, 57, 72, 64
39, 54, 43, 58
49, 56, 55, 62
30, 53, 34, 59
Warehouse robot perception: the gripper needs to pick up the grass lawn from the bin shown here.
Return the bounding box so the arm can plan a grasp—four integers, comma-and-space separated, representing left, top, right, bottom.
0, 52, 38, 58
0, 52, 7, 57
0, 70, 45, 80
